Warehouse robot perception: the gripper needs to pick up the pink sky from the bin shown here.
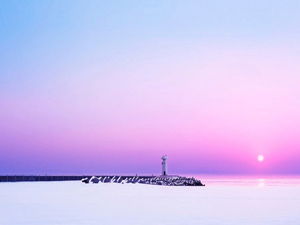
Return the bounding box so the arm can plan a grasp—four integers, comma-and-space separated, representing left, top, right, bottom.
1, 1, 300, 174
1, 43, 300, 174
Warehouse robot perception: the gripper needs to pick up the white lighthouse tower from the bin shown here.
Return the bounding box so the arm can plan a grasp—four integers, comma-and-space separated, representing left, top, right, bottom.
161, 155, 168, 176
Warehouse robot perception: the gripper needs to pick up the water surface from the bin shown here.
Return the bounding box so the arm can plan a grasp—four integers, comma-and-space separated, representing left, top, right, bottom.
0, 175, 299, 225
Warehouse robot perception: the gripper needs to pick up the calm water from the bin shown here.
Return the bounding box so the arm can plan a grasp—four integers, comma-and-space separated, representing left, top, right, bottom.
195, 175, 300, 187
0, 175, 299, 225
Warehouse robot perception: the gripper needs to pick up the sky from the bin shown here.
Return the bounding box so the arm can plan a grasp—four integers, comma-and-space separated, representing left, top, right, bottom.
1, 0, 300, 175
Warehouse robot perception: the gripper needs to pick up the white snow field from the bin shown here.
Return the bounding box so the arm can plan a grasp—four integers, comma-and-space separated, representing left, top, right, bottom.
1, 177, 300, 225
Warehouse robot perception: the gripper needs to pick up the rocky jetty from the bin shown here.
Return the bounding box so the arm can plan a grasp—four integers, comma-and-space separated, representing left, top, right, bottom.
81, 175, 204, 186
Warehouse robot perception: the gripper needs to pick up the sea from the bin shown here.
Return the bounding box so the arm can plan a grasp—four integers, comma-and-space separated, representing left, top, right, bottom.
0, 175, 299, 225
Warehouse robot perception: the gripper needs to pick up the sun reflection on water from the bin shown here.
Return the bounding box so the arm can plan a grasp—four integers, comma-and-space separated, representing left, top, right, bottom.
257, 178, 265, 187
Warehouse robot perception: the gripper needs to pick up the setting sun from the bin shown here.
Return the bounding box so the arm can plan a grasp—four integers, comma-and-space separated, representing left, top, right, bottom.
257, 155, 264, 162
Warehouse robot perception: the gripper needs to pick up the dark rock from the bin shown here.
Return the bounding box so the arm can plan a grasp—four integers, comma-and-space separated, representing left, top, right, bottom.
90, 176, 100, 183
81, 178, 89, 184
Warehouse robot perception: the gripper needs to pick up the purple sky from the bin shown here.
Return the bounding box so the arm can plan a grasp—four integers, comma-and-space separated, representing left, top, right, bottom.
1, 1, 300, 175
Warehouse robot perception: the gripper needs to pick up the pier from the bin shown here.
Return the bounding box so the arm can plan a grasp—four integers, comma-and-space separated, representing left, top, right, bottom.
0, 175, 154, 182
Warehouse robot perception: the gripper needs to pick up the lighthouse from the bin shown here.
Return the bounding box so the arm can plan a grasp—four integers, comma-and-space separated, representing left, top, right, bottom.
161, 155, 168, 176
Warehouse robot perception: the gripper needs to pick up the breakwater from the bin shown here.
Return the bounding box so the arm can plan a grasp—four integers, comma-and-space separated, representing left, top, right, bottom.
0, 175, 153, 182
83, 175, 205, 186
0, 175, 205, 186
0, 175, 88, 182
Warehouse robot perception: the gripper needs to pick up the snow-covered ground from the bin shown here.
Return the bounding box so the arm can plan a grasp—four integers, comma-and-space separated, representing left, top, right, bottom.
1, 178, 300, 225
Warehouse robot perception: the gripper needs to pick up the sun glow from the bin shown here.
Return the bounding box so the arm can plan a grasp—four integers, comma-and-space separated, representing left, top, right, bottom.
257, 155, 264, 162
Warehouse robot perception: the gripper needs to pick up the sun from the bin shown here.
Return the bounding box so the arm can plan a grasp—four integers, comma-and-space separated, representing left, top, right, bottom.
257, 154, 264, 162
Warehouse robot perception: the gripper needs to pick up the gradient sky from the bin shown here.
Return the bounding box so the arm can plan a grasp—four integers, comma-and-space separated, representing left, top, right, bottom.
1, 0, 300, 175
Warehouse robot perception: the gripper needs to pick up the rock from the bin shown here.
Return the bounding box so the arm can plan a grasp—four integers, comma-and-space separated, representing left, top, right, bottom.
81, 178, 89, 184
90, 176, 100, 183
